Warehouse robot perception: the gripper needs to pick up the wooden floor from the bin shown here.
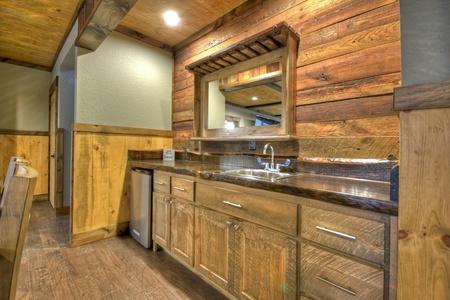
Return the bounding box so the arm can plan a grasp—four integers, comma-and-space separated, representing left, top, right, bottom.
17, 201, 229, 300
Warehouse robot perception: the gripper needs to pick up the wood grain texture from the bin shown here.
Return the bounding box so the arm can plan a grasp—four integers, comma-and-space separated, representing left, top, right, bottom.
297, 137, 399, 160
394, 79, 450, 111
195, 207, 232, 293
0, 166, 38, 300
17, 201, 228, 300
76, 0, 138, 51
0, 133, 49, 196
172, 0, 400, 159
300, 243, 384, 300
196, 182, 298, 236
398, 108, 450, 299
171, 177, 195, 202
301, 205, 386, 265
236, 221, 297, 299
170, 198, 195, 267
71, 126, 172, 245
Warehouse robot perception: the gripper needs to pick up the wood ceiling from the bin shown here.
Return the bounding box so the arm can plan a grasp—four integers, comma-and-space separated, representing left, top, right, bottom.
0, 0, 252, 71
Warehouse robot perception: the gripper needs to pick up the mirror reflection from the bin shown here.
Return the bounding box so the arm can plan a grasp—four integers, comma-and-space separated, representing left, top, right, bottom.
207, 62, 282, 129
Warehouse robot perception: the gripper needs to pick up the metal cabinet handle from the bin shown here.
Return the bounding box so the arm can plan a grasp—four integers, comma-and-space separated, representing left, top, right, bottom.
173, 186, 186, 191
154, 181, 165, 185
316, 276, 356, 296
226, 221, 233, 226
315, 226, 356, 240
222, 200, 242, 208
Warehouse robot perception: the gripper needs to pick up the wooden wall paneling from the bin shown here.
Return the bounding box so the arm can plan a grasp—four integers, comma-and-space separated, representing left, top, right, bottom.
397, 108, 450, 299
297, 137, 399, 160
71, 124, 172, 246
297, 116, 399, 138
0, 133, 49, 196
91, 133, 110, 230
299, 21, 400, 67
298, 95, 396, 123
297, 41, 400, 90
297, 73, 401, 106
173, 0, 401, 158
72, 132, 94, 235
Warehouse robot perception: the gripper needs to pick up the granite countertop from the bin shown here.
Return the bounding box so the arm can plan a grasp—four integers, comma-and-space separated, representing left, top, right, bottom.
129, 159, 398, 216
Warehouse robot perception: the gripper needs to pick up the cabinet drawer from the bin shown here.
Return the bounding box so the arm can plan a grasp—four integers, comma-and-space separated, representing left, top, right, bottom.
196, 183, 297, 236
301, 243, 384, 300
301, 205, 385, 265
171, 177, 195, 201
154, 172, 170, 194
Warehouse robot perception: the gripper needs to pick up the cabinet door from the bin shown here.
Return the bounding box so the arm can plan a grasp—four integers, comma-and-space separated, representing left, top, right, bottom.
170, 198, 195, 266
195, 207, 234, 293
236, 222, 297, 300
153, 191, 170, 249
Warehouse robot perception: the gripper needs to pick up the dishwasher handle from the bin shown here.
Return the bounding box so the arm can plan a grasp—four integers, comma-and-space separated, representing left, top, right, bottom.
131, 166, 152, 175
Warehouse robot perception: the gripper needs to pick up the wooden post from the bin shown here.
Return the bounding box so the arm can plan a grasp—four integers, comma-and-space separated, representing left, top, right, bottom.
394, 80, 450, 299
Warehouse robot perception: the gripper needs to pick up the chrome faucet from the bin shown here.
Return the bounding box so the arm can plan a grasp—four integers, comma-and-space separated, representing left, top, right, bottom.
263, 143, 275, 170
257, 143, 290, 172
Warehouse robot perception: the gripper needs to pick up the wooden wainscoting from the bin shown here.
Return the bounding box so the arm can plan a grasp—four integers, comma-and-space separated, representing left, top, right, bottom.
0, 130, 49, 196
71, 123, 172, 246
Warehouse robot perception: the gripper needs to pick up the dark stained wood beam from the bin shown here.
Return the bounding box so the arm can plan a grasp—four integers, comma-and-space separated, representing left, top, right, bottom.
76, 0, 138, 51
0, 57, 51, 72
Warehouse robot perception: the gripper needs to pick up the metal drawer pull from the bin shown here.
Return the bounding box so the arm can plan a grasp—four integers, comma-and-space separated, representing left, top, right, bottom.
316, 276, 356, 296
315, 226, 356, 240
222, 201, 242, 208
173, 186, 186, 191
154, 181, 165, 185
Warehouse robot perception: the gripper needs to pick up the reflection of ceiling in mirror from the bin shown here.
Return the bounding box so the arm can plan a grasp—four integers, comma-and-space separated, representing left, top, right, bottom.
221, 83, 282, 116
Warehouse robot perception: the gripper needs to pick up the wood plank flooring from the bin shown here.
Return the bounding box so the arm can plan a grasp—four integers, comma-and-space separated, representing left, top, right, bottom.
17, 201, 229, 300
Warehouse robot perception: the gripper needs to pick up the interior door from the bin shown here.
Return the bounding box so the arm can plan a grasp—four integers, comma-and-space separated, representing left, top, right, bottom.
49, 77, 63, 209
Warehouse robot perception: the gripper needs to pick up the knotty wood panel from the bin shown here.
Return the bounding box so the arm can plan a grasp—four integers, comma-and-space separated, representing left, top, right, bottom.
397, 107, 450, 299
0, 133, 48, 196
71, 124, 172, 246
172, 0, 401, 159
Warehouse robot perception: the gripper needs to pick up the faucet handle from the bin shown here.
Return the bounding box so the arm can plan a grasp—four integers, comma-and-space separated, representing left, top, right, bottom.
276, 159, 290, 170
257, 157, 270, 170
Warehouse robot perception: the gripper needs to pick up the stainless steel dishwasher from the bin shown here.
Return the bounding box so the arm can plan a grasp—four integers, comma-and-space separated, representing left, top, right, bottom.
130, 166, 152, 248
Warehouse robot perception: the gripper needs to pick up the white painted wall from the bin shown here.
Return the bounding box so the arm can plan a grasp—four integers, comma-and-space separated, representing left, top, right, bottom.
0, 63, 51, 131
76, 31, 173, 130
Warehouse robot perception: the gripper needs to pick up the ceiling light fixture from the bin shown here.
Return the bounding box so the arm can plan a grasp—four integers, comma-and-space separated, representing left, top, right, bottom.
252, 96, 258, 101
163, 11, 180, 26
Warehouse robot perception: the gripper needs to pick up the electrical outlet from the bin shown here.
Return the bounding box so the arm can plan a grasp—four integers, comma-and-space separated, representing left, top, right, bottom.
249, 141, 256, 150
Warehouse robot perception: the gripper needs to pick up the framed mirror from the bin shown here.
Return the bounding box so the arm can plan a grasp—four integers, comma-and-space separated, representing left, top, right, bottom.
186, 23, 299, 140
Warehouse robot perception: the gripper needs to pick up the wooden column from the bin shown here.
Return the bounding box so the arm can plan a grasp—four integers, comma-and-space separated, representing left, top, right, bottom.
394, 80, 450, 299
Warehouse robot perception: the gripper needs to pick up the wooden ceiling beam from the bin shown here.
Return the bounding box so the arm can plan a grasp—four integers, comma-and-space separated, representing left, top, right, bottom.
76, 0, 138, 51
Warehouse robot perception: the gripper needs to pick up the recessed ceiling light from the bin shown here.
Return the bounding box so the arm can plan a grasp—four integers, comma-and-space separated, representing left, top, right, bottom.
163, 11, 180, 26
252, 96, 258, 101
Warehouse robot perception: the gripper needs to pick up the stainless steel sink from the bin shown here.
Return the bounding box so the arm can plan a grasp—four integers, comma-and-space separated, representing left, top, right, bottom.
218, 169, 300, 181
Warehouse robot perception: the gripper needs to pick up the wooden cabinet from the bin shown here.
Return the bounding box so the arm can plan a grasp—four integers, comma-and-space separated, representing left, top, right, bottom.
236, 221, 297, 300
153, 171, 195, 266
196, 182, 298, 299
152, 172, 396, 300
195, 207, 234, 293
299, 203, 394, 299
300, 243, 384, 300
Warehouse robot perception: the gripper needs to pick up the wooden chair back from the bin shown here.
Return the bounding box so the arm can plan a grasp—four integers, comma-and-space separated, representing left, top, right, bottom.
0, 164, 38, 300
0, 157, 29, 216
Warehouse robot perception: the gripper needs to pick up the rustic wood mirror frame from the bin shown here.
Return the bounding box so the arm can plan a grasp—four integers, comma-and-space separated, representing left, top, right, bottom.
186, 23, 299, 141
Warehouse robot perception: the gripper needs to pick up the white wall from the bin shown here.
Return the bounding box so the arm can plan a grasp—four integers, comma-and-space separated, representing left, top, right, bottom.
76, 31, 173, 130
0, 63, 51, 131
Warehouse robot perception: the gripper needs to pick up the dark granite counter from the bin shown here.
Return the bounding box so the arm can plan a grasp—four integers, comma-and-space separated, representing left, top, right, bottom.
129, 158, 398, 216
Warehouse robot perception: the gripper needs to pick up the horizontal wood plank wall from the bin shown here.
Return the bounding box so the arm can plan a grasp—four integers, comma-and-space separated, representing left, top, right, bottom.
71, 123, 172, 246
172, 0, 400, 159
0, 131, 48, 196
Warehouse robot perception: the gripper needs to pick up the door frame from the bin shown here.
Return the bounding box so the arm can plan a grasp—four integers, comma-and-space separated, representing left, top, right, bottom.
49, 77, 63, 211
